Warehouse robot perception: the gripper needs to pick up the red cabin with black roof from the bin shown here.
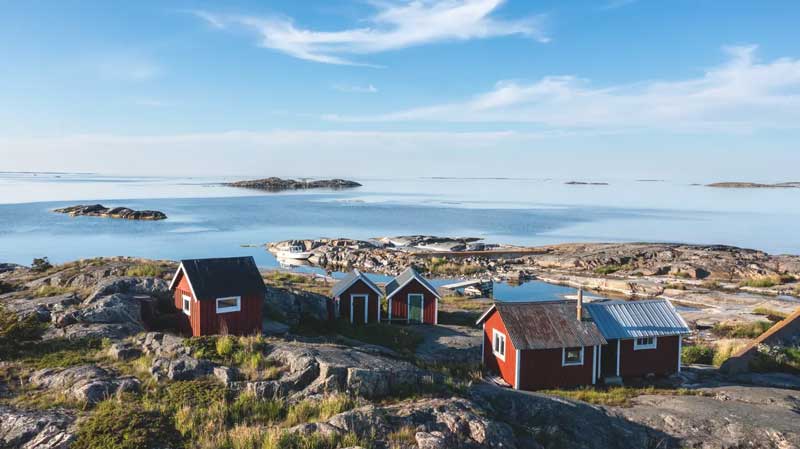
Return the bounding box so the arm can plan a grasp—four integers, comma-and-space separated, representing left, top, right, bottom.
169, 256, 265, 336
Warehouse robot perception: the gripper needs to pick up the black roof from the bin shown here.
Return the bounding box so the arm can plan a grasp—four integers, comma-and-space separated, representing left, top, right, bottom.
177, 256, 266, 300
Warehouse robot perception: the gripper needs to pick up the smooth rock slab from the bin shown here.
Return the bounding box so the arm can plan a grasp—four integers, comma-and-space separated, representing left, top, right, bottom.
0, 405, 75, 449
29, 365, 140, 405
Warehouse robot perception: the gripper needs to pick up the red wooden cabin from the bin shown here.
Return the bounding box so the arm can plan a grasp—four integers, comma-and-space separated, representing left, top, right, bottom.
169, 256, 265, 336
329, 270, 383, 324
585, 299, 690, 379
385, 267, 440, 324
477, 300, 607, 390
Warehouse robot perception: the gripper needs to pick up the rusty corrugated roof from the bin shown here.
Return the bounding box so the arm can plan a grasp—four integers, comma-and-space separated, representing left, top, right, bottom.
491, 301, 607, 350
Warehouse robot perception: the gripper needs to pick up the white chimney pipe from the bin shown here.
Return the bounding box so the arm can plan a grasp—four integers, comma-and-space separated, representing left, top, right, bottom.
577, 288, 584, 320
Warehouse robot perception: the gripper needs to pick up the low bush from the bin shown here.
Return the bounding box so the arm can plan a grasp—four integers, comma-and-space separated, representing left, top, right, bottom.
426, 258, 482, 276
593, 264, 627, 275
749, 344, 800, 373
125, 263, 165, 277
711, 321, 773, 339
0, 306, 47, 358
739, 274, 794, 288
34, 284, 75, 297
542, 386, 700, 407
31, 257, 53, 272
227, 393, 284, 426
263, 430, 368, 449
681, 344, 715, 365
72, 399, 183, 449
712, 340, 748, 367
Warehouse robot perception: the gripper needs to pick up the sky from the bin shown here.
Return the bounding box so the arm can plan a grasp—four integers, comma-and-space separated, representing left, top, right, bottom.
1, 0, 799, 180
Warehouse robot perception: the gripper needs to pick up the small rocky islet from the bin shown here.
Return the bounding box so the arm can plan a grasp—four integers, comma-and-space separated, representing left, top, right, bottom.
53, 204, 167, 220
224, 177, 362, 192
706, 181, 800, 188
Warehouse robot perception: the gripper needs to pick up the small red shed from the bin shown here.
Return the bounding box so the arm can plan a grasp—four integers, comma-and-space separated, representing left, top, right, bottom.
330, 270, 383, 324
585, 299, 690, 380
477, 301, 607, 390
169, 256, 265, 337
385, 267, 440, 324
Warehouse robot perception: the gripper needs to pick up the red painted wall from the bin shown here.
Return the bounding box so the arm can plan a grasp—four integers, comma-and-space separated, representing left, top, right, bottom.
172, 269, 263, 336
619, 335, 680, 377
518, 346, 595, 390
388, 279, 437, 324
337, 280, 381, 323
481, 309, 518, 387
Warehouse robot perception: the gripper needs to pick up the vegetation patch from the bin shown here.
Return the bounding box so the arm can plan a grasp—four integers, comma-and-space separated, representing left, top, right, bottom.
682, 344, 715, 365
711, 321, 773, 339
541, 386, 703, 407
426, 257, 482, 276
125, 263, 166, 277
31, 257, 53, 272
34, 284, 76, 297
749, 344, 800, 373
186, 335, 283, 380
712, 339, 749, 367
593, 264, 632, 275
0, 305, 47, 359
739, 274, 796, 288
751, 307, 789, 322
72, 398, 183, 449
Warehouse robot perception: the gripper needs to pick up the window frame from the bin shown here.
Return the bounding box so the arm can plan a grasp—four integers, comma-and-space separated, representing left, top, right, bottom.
407, 293, 425, 322
633, 336, 657, 350
492, 329, 506, 361
182, 294, 191, 316
215, 296, 242, 314
562, 346, 584, 366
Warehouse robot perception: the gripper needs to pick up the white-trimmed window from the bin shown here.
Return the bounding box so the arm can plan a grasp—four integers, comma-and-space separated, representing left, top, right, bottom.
562, 347, 584, 366
492, 329, 506, 361
182, 295, 191, 316
634, 336, 657, 350
215, 296, 241, 314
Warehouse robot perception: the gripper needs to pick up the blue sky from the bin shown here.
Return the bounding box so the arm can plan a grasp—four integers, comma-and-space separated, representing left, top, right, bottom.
1, 0, 799, 180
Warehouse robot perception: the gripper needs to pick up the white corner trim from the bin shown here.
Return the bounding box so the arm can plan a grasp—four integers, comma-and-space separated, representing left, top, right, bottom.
215, 296, 241, 314
169, 263, 198, 299
562, 347, 584, 367
434, 296, 438, 325
181, 294, 191, 316
481, 323, 485, 366
616, 339, 621, 377
514, 349, 521, 390
388, 297, 393, 322
592, 346, 597, 384
633, 336, 658, 351
377, 295, 381, 322
350, 294, 368, 324
492, 329, 507, 361
408, 293, 424, 323
678, 335, 683, 373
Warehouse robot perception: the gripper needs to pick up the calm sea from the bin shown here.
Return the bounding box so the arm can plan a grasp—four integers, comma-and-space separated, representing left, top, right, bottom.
1, 172, 797, 301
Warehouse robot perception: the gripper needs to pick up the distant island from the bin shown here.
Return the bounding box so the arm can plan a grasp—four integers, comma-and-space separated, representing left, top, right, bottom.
53, 204, 167, 220
706, 182, 800, 189
224, 177, 362, 192
565, 181, 609, 186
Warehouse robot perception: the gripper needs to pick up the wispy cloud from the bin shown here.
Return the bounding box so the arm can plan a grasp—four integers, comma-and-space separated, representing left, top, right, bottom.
332, 83, 379, 94
326, 46, 800, 132
192, 0, 547, 66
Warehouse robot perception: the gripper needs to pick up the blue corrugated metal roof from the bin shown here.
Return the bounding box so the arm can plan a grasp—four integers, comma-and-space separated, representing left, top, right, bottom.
584, 299, 690, 339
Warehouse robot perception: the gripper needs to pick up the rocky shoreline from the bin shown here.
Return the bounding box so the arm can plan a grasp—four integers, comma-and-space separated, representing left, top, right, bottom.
224, 177, 361, 192
706, 181, 800, 188
53, 204, 167, 220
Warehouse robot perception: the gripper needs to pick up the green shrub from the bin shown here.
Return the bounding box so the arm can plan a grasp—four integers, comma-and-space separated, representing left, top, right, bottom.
0, 305, 46, 358
593, 264, 631, 275
426, 257, 482, 276
125, 264, 164, 277
711, 321, 773, 338
749, 345, 800, 373
216, 335, 236, 357
682, 345, 714, 365
739, 274, 794, 288
34, 285, 74, 297
72, 399, 183, 449
263, 430, 368, 449
162, 378, 226, 411
31, 257, 53, 272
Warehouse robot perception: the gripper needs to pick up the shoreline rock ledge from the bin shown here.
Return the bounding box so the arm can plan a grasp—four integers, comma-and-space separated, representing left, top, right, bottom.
224, 177, 361, 191
53, 204, 167, 220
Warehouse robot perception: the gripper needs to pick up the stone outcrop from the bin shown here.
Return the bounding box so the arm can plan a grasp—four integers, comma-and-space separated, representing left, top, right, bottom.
53, 204, 167, 220
0, 406, 75, 449
45, 293, 148, 340
232, 342, 429, 400
29, 365, 140, 405
225, 177, 361, 192
265, 286, 328, 326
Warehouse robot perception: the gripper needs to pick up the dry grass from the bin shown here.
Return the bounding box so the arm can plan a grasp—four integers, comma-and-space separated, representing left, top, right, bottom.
712, 339, 749, 367
542, 386, 704, 407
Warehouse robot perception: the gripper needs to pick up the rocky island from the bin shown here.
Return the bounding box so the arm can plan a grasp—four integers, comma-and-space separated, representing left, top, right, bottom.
53, 204, 167, 220
1, 256, 799, 449
706, 182, 800, 188
565, 181, 609, 185
224, 177, 362, 192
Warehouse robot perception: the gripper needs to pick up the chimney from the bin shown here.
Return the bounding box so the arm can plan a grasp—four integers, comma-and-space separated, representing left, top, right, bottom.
576, 289, 584, 321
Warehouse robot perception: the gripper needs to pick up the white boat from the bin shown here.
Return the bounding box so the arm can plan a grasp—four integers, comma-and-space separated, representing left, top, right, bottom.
277, 245, 312, 260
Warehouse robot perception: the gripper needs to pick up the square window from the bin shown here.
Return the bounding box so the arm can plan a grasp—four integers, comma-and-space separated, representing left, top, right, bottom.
216, 296, 241, 314
634, 336, 657, 350
562, 347, 584, 366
